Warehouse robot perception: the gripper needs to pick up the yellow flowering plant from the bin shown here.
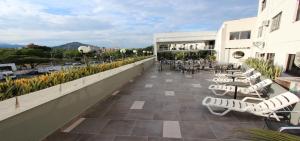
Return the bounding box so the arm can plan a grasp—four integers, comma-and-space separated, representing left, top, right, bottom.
0, 56, 150, 101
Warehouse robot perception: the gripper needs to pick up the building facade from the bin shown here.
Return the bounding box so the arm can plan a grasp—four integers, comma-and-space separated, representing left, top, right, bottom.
153, 32, 217, 60
215, 17, 257, 64
153, 0, 300, 75
252, 0, 300, 74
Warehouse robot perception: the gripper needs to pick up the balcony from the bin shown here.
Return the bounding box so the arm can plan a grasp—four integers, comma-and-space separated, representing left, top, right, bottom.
42, 64, 263, 141
158, 45, 215, 52
4, 58, 293, 141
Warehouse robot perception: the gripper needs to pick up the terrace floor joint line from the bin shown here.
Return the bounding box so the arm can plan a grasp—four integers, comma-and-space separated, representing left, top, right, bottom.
62, 118, 85, 133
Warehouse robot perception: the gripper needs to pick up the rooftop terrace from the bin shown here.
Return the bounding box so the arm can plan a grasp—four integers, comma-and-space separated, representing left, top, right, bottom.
45, 64, 264, 141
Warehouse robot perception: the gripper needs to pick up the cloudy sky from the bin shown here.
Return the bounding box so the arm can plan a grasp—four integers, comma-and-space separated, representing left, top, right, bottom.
0, 0, 258, 48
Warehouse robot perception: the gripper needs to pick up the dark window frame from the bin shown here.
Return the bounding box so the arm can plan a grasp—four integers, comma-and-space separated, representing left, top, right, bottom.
261, 0, 267, 12
229, 31, 251, 40
233, 51, 245, 59
258, 26, 263, 38
297, 0, 300, 21
240, 31, 251, 39
270, 12, 282, 32
266, 53, 275, 65
229, 32, 240, 40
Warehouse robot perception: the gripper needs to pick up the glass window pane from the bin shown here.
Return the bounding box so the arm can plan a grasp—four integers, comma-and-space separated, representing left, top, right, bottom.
230, 32, 240, 40
258, 26, 263, 38
297, 1, 300, 21
261, 0, 267, 11
240, 31, 251, 39
271, 12, 282, 32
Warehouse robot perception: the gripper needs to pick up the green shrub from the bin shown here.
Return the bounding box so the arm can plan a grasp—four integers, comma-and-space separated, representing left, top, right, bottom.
245, 58, 283, 80
0, 56, 150, 101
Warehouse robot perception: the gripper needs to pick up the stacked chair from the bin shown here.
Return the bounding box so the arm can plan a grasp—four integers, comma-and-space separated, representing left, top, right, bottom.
215, 68, 255, 78
213, 72, 261, 84
209, 79, 273, 98
202, 67, 300, 127
202, 91, 299, 121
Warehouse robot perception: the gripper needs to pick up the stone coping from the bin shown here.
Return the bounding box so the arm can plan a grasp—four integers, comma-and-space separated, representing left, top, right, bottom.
0, 57, 154, 122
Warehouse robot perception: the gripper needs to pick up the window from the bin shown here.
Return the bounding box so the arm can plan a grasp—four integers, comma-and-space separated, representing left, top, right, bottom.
159, 45, 168, 51
240, 31, 251, 39
261, 0, 267, 11
297, 0, 300, 21
266, 53, 275, 64
230, 32, 240, 40
286, 54, 300, 76
0, 66, 13, 71
230, 31, 251, 40
233, 51, 245, 59
271, 12, 282, 32
258, 26, 263, 38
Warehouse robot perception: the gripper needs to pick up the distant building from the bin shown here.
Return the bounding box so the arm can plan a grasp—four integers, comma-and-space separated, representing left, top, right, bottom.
215, 17, 257, 64
102, 47, 119, 52
153, 0, 300, 75
214, 0, 300, 75
153, 31, 217, 60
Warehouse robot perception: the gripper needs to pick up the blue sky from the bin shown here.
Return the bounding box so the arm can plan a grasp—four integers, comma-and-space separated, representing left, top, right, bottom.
0, 0, 258, 48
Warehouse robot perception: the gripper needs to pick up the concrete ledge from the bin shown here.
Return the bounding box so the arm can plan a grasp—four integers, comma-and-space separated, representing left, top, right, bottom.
0, 57, 155, 141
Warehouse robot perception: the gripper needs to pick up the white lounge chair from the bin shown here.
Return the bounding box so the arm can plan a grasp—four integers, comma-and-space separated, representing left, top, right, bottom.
212, 72, 261, 84
208, 79, 273, 98
202, 91, 300, 121
215, 68, 255, 78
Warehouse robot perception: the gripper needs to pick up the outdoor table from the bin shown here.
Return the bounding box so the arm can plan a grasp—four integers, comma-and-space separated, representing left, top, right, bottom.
226, 69, 241, 74
225, 82, 250, 99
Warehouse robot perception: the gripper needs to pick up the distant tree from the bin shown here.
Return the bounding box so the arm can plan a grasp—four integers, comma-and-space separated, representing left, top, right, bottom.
25, 43, 50, 51
51, 48, 64, 59
12, 44, 52, 59
4, 55, 51, 68
101, 50, 122, 61
144, 45, 154, 51
0, 44, 53, 68
0, 49, 17, 63
63, 50, 81, 59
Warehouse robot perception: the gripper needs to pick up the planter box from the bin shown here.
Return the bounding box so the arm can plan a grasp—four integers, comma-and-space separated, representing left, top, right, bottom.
0, 57, 155, 141
275, 77, 300, 89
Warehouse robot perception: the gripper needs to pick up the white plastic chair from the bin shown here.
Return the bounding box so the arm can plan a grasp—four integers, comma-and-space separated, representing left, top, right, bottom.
215, 68, 255, 78
208, 79, 273, 98
202, 91, 300, 121
213, 72, 261, 84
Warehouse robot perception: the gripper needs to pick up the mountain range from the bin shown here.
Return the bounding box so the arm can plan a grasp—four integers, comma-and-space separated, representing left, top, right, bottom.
0, 43, 23, 48
52, 42, 101, 50
0, 42, 101, 50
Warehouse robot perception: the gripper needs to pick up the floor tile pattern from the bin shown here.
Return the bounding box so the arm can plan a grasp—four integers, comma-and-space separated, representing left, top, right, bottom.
45, 65, 264, 141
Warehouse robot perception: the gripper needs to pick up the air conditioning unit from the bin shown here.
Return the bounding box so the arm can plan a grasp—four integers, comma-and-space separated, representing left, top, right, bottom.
262, 20, 270, 27
253, 41, 265, 49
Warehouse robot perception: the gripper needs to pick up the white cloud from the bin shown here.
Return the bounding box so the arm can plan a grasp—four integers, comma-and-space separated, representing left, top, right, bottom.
0, 0, 258, 47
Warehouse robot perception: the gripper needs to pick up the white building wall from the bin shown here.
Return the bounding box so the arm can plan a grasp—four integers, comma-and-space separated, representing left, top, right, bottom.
153, 31, 217, 60
215, 24, 225, 62
253, 0, 300, 70
154, 32, 216, 43
216, 17, 257, 64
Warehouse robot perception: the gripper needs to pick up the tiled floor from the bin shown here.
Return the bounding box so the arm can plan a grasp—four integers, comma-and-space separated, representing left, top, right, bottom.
45, 65, 264, 141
